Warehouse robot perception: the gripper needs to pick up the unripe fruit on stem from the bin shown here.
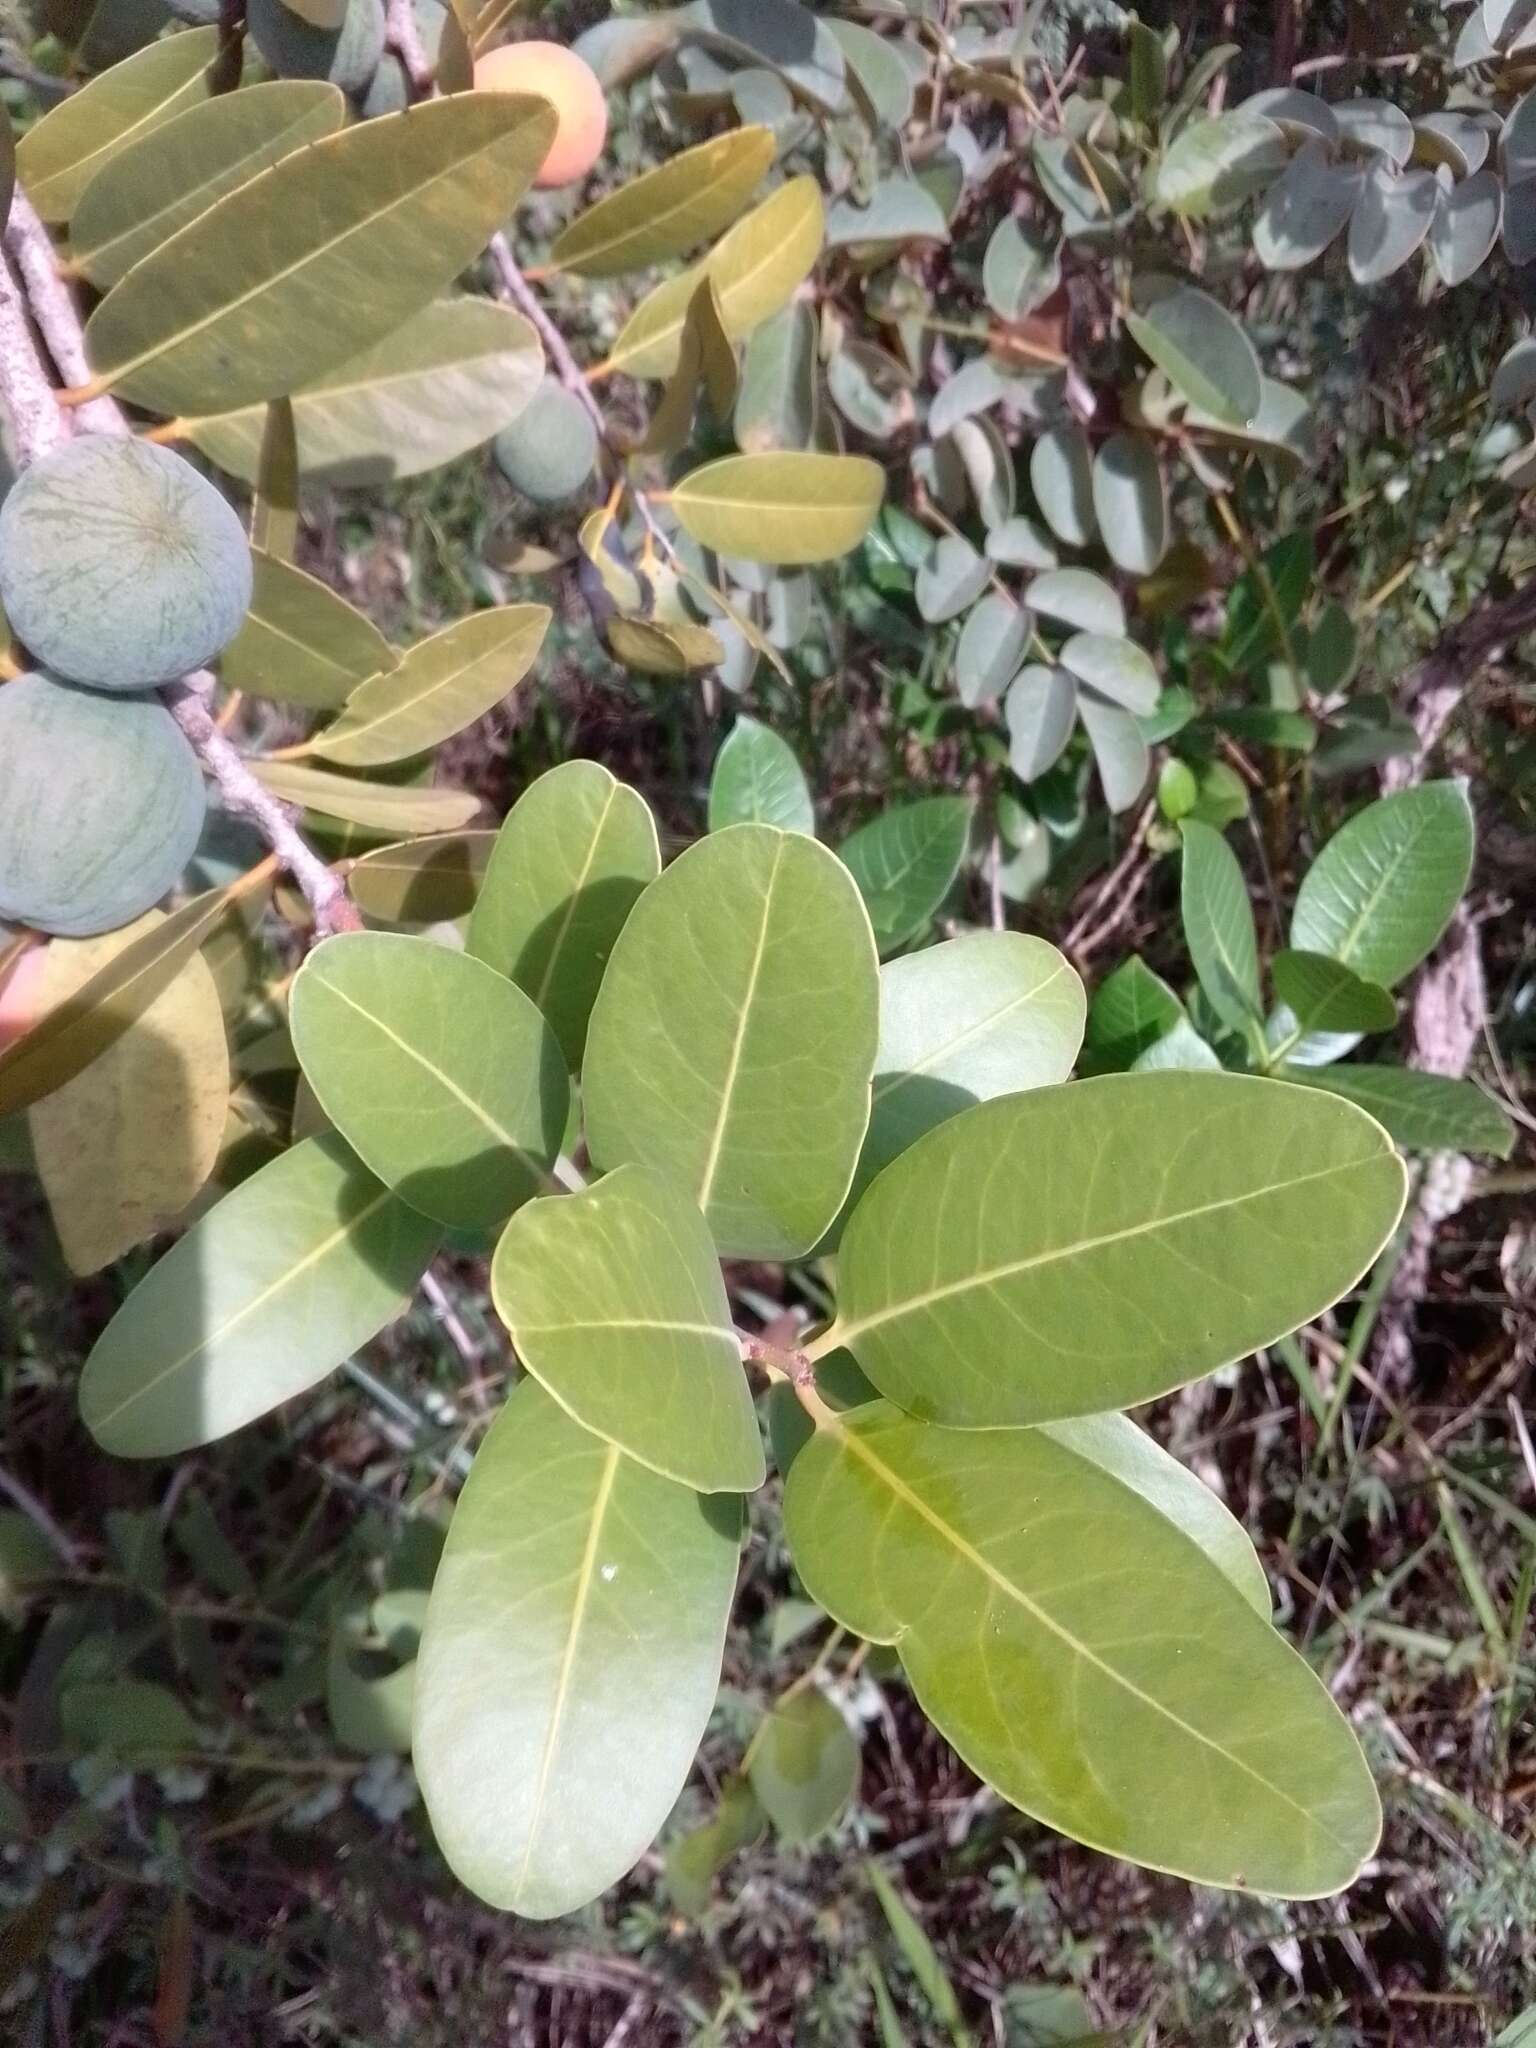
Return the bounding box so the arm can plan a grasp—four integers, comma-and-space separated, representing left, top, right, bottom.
0, 437, 253, 691
0, 673, 208, 938
493, 377, 599, 502
473, 41, 606, 188
0, 941, 48, 1051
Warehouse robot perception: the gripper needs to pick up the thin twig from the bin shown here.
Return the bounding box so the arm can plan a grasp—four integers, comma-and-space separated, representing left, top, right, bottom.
384, 0, 434, 94
0, 189, 361, 937
1382, 576, 1536, 792
0, 1464, 81, 1566
488, 231, 609, 444
1061, 799, 1155, 959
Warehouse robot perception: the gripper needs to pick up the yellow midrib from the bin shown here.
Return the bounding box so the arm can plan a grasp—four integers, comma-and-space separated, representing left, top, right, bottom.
872, 957, 1074, 1108
315, 614, 543, 758
555, 134, 763, 272
695, 839, 784, 1217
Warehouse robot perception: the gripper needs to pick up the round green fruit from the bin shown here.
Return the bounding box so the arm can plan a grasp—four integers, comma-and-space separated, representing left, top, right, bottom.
493, 377, 599, 503
0, 436, 252, 691
359, 0, 445, 113
246, 0, 386, 91
0, 672, 208, 938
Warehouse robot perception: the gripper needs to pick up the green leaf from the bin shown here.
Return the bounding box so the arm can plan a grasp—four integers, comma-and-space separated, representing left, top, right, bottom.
709, 716, 813, 834
466, 761, 659, 1072
17, 27, 220, 223
682, 0, 848, 110
1090, 430, 1168, 576
787, 1403, 1380, 1897
189, 296, 544, 489
981, 216, 1060, 321
1153, 111, 1288, 219
305, 606, 548, 767
1270, 952, 1396, 1037
1128, 16, 1168, 125
865, 1862, 971, 2048
733, 302, 819, 452
491, 1165, 763, 1492
666, 1777, 764, 1915
84, 93, 557, 416
290, 932, 567, 1231
413, 1379, 740, 1917
823, 1072, 1407, 1428
79, 1133, 440, 1456
1030, 423, 1095, 547
1495, 2004, 1536, 2048
251, 397, 299, 562
1081, 956, 1186, 1074
839, 797, 974, 953
915, 535, 991, 624
1254, 142, 1360, 270
584, 825, 878, 1261
953, 592, 1029, 709
826, 176, 949, 249
251, 761, 481, 835
844, 933, 1084, 1218
62, 1679, 199, 1761
1347, 163, 1438, 284
327, 1598, 414, 1754
1126, 285, 1261, 427
748, 1686, 859, 1844
550, 126, 774, 276
222, 550, 398, 710
1275, 1066, 1515, 1158
1058, 631, 1160, 715
671, 452, 885, 566
1179, 820, 1261, 1031
607, 616, 725, 677
1222, 530, 1311, 676
828, 17, 915, 130
1006, 665, 1077, 782
1029, 568, 1124, 636
605, 176, 823, 380
71, 80, 347, 290
1291, 782, 1474, 989
348, 831, 495, 926
1078, 690, 1149, 813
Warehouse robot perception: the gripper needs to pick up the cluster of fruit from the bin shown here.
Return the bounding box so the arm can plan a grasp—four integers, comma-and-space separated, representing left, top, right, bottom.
0, 436, 253, 940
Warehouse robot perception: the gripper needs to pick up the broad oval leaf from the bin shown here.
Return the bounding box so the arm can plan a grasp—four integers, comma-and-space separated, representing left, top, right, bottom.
915, 534, 992, 624
671, 452, 884, 567
747, 1687, 859, 1843
1290, 781, 1474, 990
1254, 142, 1361, 270
583, 825, 879, 1260
1006, 664, 1077, 782
953, 592, 1030, 708
1126, 286, 1260, 427
822, 1071, 1408, 1427
348, 830, 496, 926
1276, 1064, 1515, 1158
550, 126, 774, 276
1153, 111, 1288, 219
29, 913, 228, 1276
79, 1133, 440, 1455
784, 1401, 1380, 1896
683, 0, 848, 110
290, 932, 567, 1231
222, 550, 398, 710
1079, 690, 1149, 813
1059, 631, 1160, 715
709, 716, 814, 834
604, 176, 823, 380
306, 606, 548, 767
466, 761, 659, 1072
71, 80, 347, 290
492, 1164, 763, 1492
981, 215, 1060, 319
1271, 951, 1396, 1037
251, 762, 481, 835
1429, 168, 1503, 286
1179, 819, 1261, 1030
1029, 567, 1124, 636
1030, 422, 1095, 547
838, 797, 974, 953
17, 27, 220, 223
1091, 430, 1168, 575
188, 297, 544, 489
84, 93, 558, 416
733, 302, 818, 453
413, 1379, 741, 1918
850, 932, 1084, 1207
1346, 163, 1438, 284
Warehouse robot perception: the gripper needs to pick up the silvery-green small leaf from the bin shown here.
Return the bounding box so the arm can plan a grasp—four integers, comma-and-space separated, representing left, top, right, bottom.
1242, 86, 1338, 144
1492, 334, 1536, 409
1305, 601, 1358, 692
1059, 632, 1159, 715
1486, 0, 1536, 49
1032, 130, 1126, 233
1454, 5, 1496, 63
981, 215, 1060, 318
951, 415, 1014, 529
1030, 422, 1095, 546
1153, 112, 1288, 219
1429, 169, 1502, 285
708, 715, 814, 834
1333, 99, 1414, 166
1254, 142, 1361, 270
838, 798, 974, 953
1126, 285, 1261, 425
915, 534, 992, 622
1414, 110, 1489, 178
1029, 567, 1125, 636
954, 592, 1029, 708
825, 176, 948, 248
984, 514, 1058, 570
1005, 665, 1077, 781
1347, 163, 1438, 282
734, 303, 818, 453
1183, 376, 1312, 464
827, 17, 914, 129
1504, 90, 1536, 182
1503, 179, 1536, 266
682, 0, 848, 110
1091, 430, 1168, 574
929, 357, 1011, 439
1078, 690, 1149, 812
826, 340, 914, 442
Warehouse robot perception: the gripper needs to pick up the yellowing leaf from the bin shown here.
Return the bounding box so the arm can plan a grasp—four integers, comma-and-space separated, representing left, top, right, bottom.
83, 93, 558, 416
29, 914, 229, 1275
222, 551, 398, 711
671, 452, 885, 565
549, 126, 775, 277
604, 176, 824, 380
606, 615, 725, 676
306, 606, 549, 767
252, 762, 481, 835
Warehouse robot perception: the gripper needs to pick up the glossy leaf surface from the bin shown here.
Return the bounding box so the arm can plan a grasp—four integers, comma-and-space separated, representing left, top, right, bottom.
838, 798, 973, 953
1291, 782, 1474, 990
